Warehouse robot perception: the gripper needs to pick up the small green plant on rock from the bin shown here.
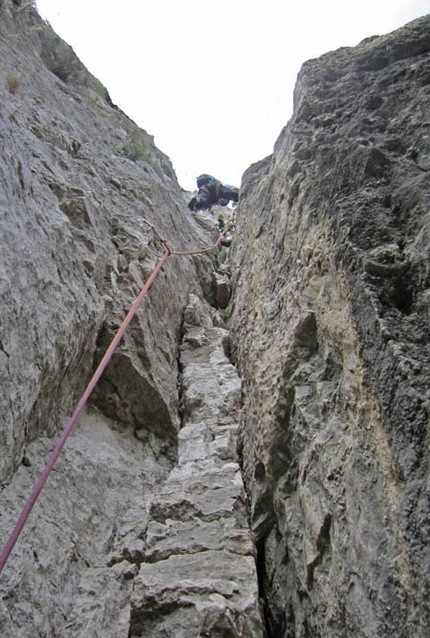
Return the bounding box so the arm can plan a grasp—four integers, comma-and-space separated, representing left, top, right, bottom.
136, 521, 148, 540
112, 134, 151, 163
220, 305, 232, 320
6, 74, 21, 94
85, 76, 110, 102
219, 248, 228, 263
43, 38, 79, 83
126, 138, 148, 161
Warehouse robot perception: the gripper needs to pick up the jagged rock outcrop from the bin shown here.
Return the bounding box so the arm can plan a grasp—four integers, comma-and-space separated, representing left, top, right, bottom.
230, 15, 430, 638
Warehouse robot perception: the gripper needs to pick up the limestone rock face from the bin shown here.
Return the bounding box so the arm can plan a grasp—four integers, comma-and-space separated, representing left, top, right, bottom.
0, 0, 216, 484
1, 2, 429, 637
128, 294, 264, 637
0, 2, 226, 635
230, 15, 430, 638
0, 411, 167, 637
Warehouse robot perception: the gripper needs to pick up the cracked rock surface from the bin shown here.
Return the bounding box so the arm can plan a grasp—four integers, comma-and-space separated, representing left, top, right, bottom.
129, 294, 264, 637
1, 2, 429, 637
230, 15, 430, 638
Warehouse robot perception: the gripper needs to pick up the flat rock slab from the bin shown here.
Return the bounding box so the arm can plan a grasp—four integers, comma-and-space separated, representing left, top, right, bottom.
130, 551, 264, 638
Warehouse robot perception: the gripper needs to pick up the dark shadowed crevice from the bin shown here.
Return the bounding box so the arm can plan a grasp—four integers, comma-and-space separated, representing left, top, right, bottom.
255, 536, 279, 638
176, 308, 186, 430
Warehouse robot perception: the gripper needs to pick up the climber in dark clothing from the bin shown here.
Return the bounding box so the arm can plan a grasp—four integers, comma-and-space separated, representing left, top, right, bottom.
188, 174, 239, 212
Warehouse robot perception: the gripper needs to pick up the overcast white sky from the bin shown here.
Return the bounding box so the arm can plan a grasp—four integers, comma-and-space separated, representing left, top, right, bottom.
36, 0, 429, 191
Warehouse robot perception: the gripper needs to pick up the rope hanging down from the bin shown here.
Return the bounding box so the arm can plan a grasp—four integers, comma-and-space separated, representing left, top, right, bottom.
0, 219, 232, 575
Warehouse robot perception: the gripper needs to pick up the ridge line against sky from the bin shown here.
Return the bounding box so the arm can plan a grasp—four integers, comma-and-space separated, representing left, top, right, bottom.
36, 0, 430, 191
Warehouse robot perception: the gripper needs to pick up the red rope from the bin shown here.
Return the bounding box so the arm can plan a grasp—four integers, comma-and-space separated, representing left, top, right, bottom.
163, 219, 233, 255
0, 216, 233, 575
0, 248, 170, 574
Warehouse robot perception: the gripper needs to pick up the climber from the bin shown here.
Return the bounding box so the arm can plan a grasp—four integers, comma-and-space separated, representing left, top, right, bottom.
188, 174, 239, 212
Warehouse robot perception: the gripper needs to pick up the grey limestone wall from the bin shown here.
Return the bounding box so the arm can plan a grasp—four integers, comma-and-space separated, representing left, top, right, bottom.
230, 15, 430, 638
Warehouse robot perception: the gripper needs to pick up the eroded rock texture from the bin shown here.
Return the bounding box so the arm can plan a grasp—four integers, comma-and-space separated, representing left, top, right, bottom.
128, 294, 264, 637
1, 2, 429, 636
0, 0, 219, 482
0, 1, 228, 635
230, 15, 430, 638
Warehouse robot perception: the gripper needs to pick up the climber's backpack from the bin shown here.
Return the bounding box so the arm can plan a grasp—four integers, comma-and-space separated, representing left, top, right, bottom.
196, 174, 217, 188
